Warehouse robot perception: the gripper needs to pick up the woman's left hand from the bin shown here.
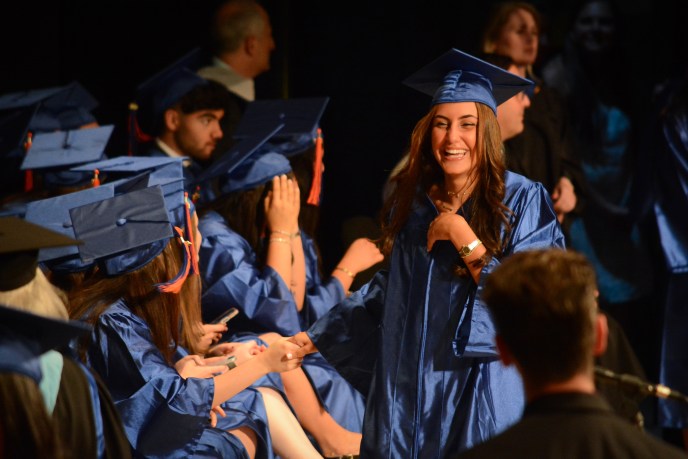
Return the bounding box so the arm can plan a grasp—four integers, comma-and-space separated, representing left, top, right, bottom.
195, 323, 229, 355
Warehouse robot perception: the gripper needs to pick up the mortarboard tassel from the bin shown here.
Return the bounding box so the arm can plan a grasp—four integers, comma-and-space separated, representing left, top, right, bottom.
184, 192, 199, 275
306, 128, 324, 206
91, 169, 100, 187
128, 102, 153, 156
154, 226, 192, 294
23, 132, 34, 192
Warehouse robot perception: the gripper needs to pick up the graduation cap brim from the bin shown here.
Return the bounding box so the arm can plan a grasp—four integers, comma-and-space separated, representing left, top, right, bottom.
191, 119, 284, 187
234, 97, 329, 140
0, 304, 91, 354
20, 125, 114, 170
402, 48, 533, 107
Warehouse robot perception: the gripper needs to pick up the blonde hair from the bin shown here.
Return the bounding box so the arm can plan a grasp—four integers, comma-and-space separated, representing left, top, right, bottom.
0, 269, 69, 320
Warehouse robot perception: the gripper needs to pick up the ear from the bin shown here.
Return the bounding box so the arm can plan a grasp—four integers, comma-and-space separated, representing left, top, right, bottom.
593, 313, 609, 357
245, 35, 258, 55
495, 335, 515, 366
163, 108, 180, 132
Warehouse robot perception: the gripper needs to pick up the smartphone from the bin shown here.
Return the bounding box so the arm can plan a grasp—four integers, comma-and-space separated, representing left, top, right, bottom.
211, 307, 239, 325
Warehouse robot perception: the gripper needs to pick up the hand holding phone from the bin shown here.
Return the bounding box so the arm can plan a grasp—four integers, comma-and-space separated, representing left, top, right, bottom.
211, 307, 239, 325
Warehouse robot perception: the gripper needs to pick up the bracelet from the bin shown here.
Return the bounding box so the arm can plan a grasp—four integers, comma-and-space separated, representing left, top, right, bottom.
269, 237, 290, 245
335, 266, 356, 279
224, 355, 237, 370
272, 229, 301, 239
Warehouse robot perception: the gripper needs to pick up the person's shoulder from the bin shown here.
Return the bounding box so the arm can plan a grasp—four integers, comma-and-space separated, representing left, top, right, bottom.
504, 170, 543, 190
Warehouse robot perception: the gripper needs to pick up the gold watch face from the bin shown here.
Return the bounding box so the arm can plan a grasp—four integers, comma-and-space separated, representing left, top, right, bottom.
459, 245, 471, 256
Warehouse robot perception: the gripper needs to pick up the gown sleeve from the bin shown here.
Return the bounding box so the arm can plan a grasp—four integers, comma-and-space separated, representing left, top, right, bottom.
456, 178, 566, 358
199, 212, 303, 336
88, 303, 214, 457
307, 270, 388, 394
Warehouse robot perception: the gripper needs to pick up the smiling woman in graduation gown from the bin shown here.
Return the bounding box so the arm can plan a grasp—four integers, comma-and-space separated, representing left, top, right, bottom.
292, 49, 566, 458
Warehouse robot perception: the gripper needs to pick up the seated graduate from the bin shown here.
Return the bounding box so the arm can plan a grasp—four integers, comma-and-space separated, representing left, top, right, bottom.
0, 81, 101, 206
195, 124, 371, 438
0, 216, 130, 459
456, 248, 687, 459
231, 97, 384, 307
62, 177, 328, 458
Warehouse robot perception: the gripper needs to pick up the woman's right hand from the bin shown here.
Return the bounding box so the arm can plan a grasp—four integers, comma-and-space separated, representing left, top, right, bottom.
257, 338, 304, 373
264, 174, 300, 233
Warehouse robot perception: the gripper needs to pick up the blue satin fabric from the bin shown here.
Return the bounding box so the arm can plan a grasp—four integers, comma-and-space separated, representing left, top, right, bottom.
654, 101, 688, 428
199, 211, 366, 432
308, 172, 566, 458
86, 300, 274, 459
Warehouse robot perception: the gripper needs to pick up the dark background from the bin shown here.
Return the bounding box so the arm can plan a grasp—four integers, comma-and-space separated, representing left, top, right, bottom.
1, 0, 684, 270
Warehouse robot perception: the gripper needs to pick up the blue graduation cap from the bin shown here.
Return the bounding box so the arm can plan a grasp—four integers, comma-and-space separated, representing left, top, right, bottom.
220, 151, 292, 194
135, 48, 207, 120
0, 216, 80, 291
234, 97, 329, 146
0, 81, 99, 131
70, 156, 188, 227
70, 185, 196, 291
0, 305, 91, 382
402, 48, 533, 114
24, 184, 115, 269
20, 125, 113, 190
193, 119, 284, 185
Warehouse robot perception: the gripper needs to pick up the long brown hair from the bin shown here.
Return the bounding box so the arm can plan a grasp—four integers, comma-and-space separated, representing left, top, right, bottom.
0, 373, 64, 459
380, 103, 513, 264
68, 239, 203, 364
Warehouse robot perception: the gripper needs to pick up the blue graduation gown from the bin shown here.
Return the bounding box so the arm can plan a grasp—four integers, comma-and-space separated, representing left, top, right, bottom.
86, 300, 276, 459
308, 172, 566, 458
199, 211, 366, 432
653, 95, 688, 428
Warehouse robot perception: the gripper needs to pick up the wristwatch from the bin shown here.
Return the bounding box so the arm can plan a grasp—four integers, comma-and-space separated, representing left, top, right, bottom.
458, 239, 482, 258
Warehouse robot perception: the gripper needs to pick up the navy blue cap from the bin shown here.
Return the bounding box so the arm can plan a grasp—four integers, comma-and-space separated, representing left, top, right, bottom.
403, 48, 533, 114
136, 48, 207, 120
0, 81, 99, 131
20, 125, 113, 171
70, 185, 174, 276
234, 97, 329, 140
19, 125, 112, 190
219, 151, 291, 195
234, 97, 328, 158
192, 119, 284, 187
71, 156, 187, 226
24, 185, 115, 266
0, 305, 91, 382
0, 216, 80, 291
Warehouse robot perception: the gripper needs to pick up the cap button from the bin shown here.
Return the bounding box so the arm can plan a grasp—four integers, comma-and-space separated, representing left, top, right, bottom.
116, 218, 127, 226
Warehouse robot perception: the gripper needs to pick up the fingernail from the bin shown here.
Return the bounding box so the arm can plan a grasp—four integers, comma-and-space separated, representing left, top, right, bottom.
286, 353, 293, 359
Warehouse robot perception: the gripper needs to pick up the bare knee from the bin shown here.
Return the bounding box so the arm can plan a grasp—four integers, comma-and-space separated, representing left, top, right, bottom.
259, 332, 282, 345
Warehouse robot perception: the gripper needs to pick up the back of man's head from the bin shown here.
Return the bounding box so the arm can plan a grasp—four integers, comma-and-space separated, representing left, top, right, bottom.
211, 0, 266, 55
483, 249, 598, 384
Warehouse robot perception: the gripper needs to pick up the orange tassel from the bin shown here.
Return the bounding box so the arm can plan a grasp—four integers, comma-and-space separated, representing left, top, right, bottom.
91, 169, 100, 187
306, 128, 324, 206
184, 192, 199, 275
156, 227, 191, 294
